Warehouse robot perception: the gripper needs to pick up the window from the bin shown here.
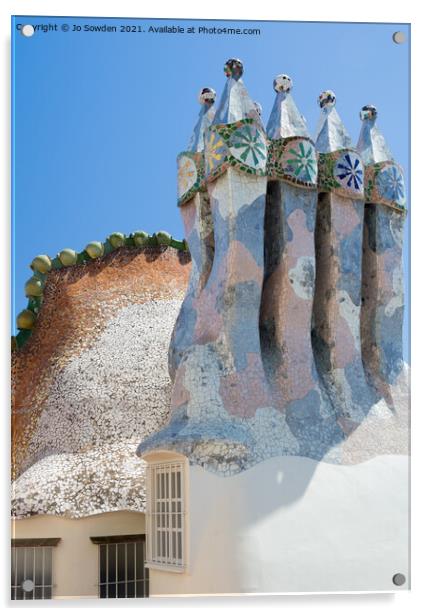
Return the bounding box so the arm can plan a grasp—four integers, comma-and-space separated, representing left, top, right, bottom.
91, 535, 149, 599
146, 460, 185, 570
11, 539, 60, 600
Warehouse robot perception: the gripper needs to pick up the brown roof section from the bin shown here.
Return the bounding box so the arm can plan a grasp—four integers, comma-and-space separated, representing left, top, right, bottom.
12, 246, 191, 480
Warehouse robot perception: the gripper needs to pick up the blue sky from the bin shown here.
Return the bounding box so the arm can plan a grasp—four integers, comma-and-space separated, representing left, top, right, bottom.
11, 16, 410, 360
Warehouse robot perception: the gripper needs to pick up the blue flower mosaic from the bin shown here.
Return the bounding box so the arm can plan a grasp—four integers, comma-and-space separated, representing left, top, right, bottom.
376, 164, 406, 207
334, 152, 364, 192
229, 124, 267, 171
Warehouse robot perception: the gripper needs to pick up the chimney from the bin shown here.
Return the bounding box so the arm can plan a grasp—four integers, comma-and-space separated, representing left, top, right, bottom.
312, 91, 377, 431
357, 104, 407, 408
169, 87, 216, 378
138, 66, 408, 475
261, 74, 341, 453
138, 59, 300, 475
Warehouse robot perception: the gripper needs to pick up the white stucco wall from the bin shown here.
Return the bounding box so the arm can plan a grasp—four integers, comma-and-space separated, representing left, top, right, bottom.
149, 455, 409, 595
11, 511, 145, 599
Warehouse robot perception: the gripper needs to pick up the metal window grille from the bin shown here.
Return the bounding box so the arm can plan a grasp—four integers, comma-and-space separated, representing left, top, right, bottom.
146, 461, 185, 569
98, 539, 149, 599
11, 546, 53, 600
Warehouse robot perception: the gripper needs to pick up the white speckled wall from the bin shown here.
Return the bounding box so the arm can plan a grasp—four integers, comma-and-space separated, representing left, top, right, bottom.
11, 237, 194, 519
13, 299, 182, 518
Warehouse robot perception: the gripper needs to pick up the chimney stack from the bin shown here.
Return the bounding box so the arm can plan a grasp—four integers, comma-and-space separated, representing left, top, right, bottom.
358, 105, 407, 407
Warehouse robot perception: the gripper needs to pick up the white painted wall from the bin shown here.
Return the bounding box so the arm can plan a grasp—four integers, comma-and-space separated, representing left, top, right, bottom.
11, 511, 145, 599
149, 455, 409, 595
11, 455, 409, 598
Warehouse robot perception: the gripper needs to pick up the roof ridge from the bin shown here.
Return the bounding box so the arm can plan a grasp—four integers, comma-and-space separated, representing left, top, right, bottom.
12, 229, 189, 350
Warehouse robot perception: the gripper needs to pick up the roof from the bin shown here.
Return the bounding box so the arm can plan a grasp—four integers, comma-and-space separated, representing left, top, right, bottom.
12, 241, 191, 519
13, 230, 188, 349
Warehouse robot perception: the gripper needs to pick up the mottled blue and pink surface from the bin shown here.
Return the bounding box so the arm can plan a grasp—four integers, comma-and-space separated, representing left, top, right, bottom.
138, 62, 408, 475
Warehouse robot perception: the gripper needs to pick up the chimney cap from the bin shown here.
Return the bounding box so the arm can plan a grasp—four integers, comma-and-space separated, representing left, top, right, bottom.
360, 104, 378, 121
224, 58, 243, 80
198, 87, 216, 106
187, 87, 217, 152
318, 90, 336, 109
213, 59, 261, 125
315, 91, 352, 152
356, 104, 393, 164
266, 74, 309, 139
273, 74, 293, 93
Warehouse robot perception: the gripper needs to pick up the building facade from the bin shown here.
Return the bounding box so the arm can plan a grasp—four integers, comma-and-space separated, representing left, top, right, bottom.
11, 59, 409, 598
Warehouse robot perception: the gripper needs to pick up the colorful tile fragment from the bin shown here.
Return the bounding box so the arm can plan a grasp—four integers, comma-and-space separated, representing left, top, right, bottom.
229, 123, 267, 171
364, 162, 407, 211
267, 137, 317, 186
334, 151, 364, 193
177, 151, 205, 207
204, 130, 228, 177
205, 118, 268, 182
318, 149, 364, 198
375, 164, 406, 207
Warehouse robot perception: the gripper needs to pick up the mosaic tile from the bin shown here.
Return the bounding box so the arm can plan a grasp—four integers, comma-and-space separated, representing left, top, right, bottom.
364, 162, 407, 211
138, 68, 409, 476
12, 63, 410, 497
267, 137, 317, 186
318, 149, 365, 198
205, 118, 268, 182
177, 151, 205, 206
357, 106, 407, 407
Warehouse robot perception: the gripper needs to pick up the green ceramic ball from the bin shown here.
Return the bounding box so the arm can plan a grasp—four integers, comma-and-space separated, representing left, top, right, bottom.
85, 241, 104, 259
156, 231, 172, 245
31, 255, 52, 274
25, 276, 44, 297
109, 232, 125, 249
17, 309, 36, 330
132, 231, 149, 247
58, 249, 78, 266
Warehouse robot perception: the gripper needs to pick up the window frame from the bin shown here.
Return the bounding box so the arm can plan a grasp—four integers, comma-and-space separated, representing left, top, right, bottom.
91, 534, 149, 599
11, 539, 59, 600
145, 457, 187, 572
